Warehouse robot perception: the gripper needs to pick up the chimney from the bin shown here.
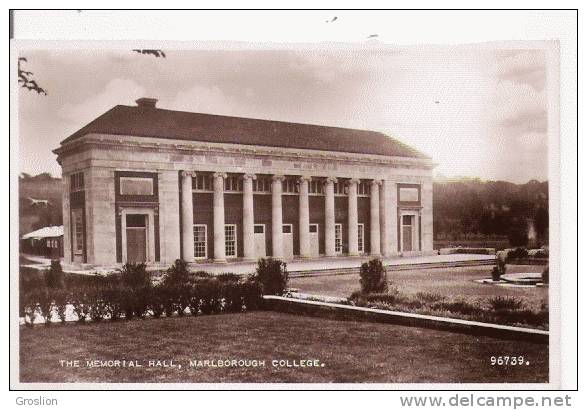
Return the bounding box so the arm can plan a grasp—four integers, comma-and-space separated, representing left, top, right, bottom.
135, 97, 158, 109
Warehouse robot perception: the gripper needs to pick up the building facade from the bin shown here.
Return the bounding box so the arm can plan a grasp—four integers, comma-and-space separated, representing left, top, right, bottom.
54, 98, 434, 267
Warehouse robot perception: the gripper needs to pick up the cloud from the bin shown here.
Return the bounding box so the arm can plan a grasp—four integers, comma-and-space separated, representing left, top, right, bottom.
57, 78, 146, 132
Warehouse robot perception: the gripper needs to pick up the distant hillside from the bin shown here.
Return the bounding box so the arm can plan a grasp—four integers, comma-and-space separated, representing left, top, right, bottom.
433, 178, 548, 247
18, 172, 549, 249
19, 173, 63, 236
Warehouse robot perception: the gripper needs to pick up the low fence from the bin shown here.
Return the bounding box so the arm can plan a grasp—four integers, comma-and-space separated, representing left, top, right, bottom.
263, 295, 548, 344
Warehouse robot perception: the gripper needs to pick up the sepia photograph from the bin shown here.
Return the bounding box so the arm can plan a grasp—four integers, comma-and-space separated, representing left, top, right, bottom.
9, 9, 576, 391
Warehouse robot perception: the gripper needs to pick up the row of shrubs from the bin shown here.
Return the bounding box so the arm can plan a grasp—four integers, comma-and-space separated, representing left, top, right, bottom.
506, 247, 549, 259
20, 258, 292, 326
349, 290, 549, 330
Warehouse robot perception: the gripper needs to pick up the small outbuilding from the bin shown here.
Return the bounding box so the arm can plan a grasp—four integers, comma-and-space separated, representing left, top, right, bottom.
21, 225, 64, 259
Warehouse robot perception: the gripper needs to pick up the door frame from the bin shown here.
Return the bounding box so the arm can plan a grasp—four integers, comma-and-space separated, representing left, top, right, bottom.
121, 208, 156, 263
334, 223, 343, 254
399, 210, 420, 253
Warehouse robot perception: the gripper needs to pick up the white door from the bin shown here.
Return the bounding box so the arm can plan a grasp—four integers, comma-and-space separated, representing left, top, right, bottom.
282, 224, 294, 260
309, 223, 319, 257
254, 224, 266, 258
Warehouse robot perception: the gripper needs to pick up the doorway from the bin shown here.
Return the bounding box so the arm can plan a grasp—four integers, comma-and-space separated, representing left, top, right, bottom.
126, 214, 147, 263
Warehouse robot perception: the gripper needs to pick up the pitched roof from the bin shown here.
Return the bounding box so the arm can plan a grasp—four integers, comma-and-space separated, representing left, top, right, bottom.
61, 104, 429, 159
22, 225, 63, 239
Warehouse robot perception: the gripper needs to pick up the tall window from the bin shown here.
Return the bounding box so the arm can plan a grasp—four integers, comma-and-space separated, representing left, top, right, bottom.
71, 209, 84, 255
193, 225, 207, 259
334, 223, 343, 254
70, 172, 84, 192
225, 224, 237, 257
357, 223, 365, 253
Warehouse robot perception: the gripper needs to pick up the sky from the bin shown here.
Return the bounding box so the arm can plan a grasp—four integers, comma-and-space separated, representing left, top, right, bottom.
17, 45, 549, 183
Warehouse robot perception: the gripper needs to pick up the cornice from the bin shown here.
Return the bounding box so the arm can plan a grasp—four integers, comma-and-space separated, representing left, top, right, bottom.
54, 133, 435, 171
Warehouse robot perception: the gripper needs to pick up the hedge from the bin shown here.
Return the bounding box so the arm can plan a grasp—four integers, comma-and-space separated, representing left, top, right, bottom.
21, 262, 263, 326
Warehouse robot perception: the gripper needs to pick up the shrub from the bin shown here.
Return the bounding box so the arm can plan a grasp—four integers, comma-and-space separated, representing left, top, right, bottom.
149, 285, 167, 318
414, 292, 445, 303
542, 266, 549, 284
359, 258, 388, 294
119, 262, 151, 288
163, 259, 191, 287
222, 282, 244, 312
53, 289, 69, 323
46, 260, 64, 289
199, 279, 222, 314
36, 289, 54, 325
507, 247, 529, 259
489, 296, 525, 311
241, 280, 263, 311
71, 291, 91, 323
491, 266, 501, 282
89, 296, 109, 323
252, 258, 288, 296
533, 249, 548, 258
216, 273, 241, 282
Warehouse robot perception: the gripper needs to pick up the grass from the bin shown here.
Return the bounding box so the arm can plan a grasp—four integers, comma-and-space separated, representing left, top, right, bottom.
290, 265, 548, 310
20, 311, 547, 383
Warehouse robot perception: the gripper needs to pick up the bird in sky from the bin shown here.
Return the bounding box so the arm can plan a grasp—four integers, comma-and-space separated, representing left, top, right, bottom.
367, 34, 379, 38
326, 16, 338, 23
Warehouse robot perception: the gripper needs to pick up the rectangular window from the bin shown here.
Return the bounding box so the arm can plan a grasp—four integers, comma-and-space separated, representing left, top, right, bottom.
195, 174, 213, 191
358, 181, 371, 196
225, 224, 237, 257
224, 175, 243, 192
282, 224, 292, 234
402, 215, 413, 225
334, 181, 348, 195
309, 224, 318, 233
254, 224, 264, 234
70, 172, 84, 191
309, 180, 324, 195
253, 176, 272, 192
358, 223, 365, 253
335, 223, 343, 254
120, 177, 154, 196
72, 209, 84, 255
193, 224, 207, 259
283, 178, 299, 194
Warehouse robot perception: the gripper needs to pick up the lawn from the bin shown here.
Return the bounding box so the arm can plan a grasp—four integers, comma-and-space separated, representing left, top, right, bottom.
290, 265, 547, 310
20, 311, 547, 384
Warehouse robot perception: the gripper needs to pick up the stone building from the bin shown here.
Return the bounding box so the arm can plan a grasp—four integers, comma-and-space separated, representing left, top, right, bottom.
53, 98, 434, 267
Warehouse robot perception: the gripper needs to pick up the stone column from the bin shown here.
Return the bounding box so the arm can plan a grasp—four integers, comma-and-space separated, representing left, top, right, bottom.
347, 178, 360, 256
379, 180, 392, 257
370, 179, 382, 256
388, 181, 399, 255
242, 173, 256, 261
180, 171, 195, 262
62, 174, 72, 264
298, 176, 311, 258
324, 177, 337, 257
421, 180, 434, 253
271, 175, 285, 259
213, 172, 227, 262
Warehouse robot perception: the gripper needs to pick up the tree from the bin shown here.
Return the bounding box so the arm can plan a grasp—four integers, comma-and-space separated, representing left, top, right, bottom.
18, 57, 47, 95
